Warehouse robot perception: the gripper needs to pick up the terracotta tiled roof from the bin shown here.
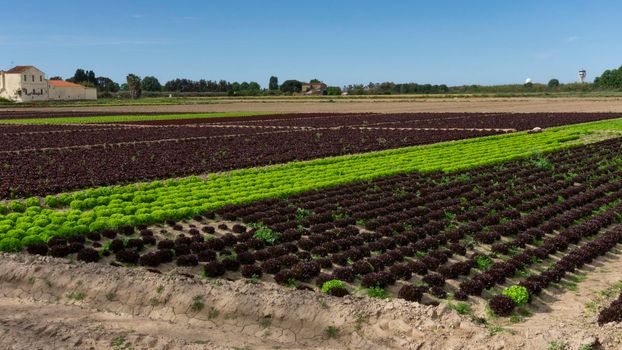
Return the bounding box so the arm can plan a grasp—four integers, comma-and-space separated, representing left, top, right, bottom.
48, 80, 84, 88
5, 66, 36, 73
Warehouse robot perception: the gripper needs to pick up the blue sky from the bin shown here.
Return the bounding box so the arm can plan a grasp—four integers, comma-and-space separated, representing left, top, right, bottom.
1, 0, 621, 88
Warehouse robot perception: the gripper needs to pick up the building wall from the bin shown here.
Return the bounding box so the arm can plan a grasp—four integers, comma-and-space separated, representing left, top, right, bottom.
0, 67, 49, 102
48, 85, 97, 100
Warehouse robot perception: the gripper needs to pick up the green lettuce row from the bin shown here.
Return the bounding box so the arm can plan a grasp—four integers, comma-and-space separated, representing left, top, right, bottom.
0, 112, 275, 125
0, 118, 621, 251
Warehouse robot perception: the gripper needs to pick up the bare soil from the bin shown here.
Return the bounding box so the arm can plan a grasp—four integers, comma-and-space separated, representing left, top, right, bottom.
3, 97, 622, 114
1, 246, 621, 349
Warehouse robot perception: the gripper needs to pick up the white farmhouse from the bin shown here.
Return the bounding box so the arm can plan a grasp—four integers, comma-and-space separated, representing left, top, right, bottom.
0, 65, 97, 102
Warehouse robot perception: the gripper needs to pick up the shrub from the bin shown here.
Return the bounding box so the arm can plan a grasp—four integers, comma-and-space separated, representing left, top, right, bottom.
502, 285, 529, 306
321, 279, 346, 294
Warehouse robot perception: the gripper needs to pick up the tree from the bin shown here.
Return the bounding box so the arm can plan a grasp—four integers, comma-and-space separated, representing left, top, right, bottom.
68, 69, 87, 83
96, 77, 120, 93
269, 76, 279, 90
141, 76, 162, 91
126, 74, 142, 99
248, 81, 261, 91
327, 86, 342, 95
68, 69, 97, 86
594, 66, 622, 89
548, 79, 560, 88
310, 78, 321, 83
280, 80, 302, 93
87, 71, 96, 85
49, 76, 63, 81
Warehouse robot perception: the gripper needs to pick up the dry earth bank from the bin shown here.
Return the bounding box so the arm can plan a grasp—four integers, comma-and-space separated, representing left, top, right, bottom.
1, 252, 621, 349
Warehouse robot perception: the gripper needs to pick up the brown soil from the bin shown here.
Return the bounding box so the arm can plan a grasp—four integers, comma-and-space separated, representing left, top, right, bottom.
3, 97, 622, 114
2, 245, 621, 349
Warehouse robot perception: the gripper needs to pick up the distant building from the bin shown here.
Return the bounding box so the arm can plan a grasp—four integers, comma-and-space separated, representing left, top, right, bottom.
0, 65, 97, 102
300, 82, 327, 96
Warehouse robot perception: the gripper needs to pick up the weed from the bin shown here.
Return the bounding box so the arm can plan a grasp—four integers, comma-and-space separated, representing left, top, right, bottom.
475, 255, 494, 270
253, 225, 281, 245
324, 326, 340, 339
191, 295, 204, 312
516, 306, 532, 317
208, 307, 220, 320
284, 278, 297, 288
509, 314, 524, 324
319, 299, 329, 309
68, 291, 86, 301
247, 274, 261, 284
367, 286, 389, 299
156, 285, 164, 294
111, 335, 133, 350
354, 313, 366, 331
295, 207, 311, 221
150, 298, 159, 306
486, 324, 505, 335
448, 302, 471, 315
547, 340, 568, 350
106, 292, 116, 301
259, 317, 272, 328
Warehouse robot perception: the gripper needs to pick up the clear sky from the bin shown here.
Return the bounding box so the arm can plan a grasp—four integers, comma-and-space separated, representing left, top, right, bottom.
1, 0, 621, 88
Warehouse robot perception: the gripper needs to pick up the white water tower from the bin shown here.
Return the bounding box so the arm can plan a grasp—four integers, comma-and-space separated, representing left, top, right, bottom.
578, 69, 587, 83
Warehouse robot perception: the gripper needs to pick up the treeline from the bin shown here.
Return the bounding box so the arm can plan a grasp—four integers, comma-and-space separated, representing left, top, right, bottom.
163, 79, 262, 95
344, 82, 449, 95
56, 64, 622, 100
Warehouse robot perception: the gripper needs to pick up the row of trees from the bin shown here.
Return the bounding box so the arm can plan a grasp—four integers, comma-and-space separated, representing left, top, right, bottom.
344, 82, 449, 95
57, 65, 622, 100
594, 65, 622, 89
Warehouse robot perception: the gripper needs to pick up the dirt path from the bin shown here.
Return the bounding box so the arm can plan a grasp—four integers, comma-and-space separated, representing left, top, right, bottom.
3, 97, 622, 114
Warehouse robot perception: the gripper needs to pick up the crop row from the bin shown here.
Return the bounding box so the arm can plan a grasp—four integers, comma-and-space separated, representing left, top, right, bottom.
207, 112, 621, 131
14, 135, 622, 311
0, 112, 271, 124
598, 290, 622, 325
0, 127, 500, 197
0, 118, 620, 252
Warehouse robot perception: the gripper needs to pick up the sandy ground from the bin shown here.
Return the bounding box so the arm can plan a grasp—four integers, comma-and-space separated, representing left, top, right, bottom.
3, 97, 622, 114
1, 248, 621, 350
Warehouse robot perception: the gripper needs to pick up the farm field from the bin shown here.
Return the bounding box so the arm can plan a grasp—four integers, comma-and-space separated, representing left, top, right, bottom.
1, 111, 622, 349
1, 112, 620, 198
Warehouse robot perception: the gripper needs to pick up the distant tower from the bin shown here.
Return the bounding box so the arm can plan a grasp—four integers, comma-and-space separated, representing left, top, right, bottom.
578, 69, 587, 83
